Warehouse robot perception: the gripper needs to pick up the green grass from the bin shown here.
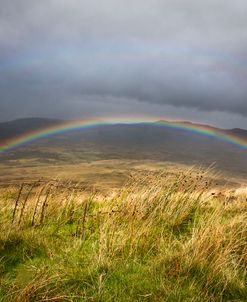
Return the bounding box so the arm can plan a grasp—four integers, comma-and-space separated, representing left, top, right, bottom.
1, 170, 247, 301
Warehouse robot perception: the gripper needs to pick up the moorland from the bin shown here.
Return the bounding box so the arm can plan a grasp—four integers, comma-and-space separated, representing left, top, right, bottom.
0, 118, 247, 301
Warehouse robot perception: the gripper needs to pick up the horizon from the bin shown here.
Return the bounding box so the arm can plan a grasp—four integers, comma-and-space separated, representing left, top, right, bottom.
1, 115, 247, 154
1, 115, 247, 131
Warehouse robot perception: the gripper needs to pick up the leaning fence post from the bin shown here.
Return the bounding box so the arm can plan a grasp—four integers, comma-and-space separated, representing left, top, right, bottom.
31, 184, 47, 226
12, 183, 24, 224
18, 182, 36, 225
39, 185, 52, 225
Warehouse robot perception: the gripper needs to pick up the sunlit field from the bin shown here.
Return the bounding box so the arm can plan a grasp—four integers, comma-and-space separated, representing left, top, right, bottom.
1, 169, 247, 301
1, 0, 247, 300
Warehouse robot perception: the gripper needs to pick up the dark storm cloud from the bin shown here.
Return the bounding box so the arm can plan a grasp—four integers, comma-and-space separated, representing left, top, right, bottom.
0, 0, 247, 126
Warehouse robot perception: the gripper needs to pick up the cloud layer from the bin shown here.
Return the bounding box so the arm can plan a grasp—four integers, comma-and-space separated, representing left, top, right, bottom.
0, 0, 247, 127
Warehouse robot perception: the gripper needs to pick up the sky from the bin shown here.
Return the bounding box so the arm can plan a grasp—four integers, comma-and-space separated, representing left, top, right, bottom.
0, 0, 247, 129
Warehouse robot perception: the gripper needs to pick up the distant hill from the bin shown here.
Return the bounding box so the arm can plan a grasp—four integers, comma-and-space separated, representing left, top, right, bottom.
1, 117, 246, 141
227, 128, 247, 141
0, 118, 246, 178
0, 118, 63, 140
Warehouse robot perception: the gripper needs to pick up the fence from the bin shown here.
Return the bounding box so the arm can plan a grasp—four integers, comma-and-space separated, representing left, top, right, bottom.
2, 180, 122, 238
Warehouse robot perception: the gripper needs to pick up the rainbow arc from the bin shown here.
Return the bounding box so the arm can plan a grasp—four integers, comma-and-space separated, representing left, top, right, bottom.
0, 116, 247, 153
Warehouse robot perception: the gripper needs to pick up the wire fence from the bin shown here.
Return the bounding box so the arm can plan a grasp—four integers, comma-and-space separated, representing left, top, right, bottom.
6, 180, 120, 232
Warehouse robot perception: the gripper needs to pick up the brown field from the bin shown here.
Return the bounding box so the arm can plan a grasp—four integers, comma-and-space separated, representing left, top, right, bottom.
0, 158, 246, 193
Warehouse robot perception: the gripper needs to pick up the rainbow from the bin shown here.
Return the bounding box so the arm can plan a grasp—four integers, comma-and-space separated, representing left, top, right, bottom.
0, 116, 247, 153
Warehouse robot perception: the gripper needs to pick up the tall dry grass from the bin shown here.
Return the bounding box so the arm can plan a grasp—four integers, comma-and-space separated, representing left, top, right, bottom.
0, 169, 247, 301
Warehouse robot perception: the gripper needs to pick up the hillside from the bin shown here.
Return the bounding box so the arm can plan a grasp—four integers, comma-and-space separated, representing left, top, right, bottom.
0, 118, 63, 140
1, 171, 247, 301
0, 119, 247, 300
1, 118, 247, 141
0, 118, 246, 186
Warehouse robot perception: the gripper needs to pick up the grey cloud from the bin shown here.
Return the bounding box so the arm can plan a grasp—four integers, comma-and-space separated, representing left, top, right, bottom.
0, 0, 247, 126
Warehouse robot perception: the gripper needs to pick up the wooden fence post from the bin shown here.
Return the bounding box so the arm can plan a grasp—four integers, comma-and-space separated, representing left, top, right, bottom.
12, 183, 24, 224
39, 185, 52, 225
18, 182, 36, 225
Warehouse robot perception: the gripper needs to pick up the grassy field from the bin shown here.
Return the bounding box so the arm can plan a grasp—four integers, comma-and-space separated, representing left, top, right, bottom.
0, 156, 246, 192
1, 169, 247, 301
1, 122, 247, 186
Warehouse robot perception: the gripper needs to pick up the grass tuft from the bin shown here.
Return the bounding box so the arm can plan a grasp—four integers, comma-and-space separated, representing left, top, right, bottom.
0, 170, 247, 301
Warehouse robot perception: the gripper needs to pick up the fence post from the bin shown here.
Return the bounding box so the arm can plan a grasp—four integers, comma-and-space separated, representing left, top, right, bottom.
18, 182, 36, 225
12, 183, 24, 224
39, 185, 52, 225
31, 184, 47, 226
